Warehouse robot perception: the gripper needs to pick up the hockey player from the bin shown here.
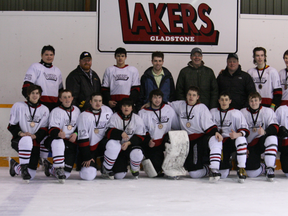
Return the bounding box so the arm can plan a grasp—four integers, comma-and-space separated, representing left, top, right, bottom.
101, 47, 140, 112
240, 92, 279, 181
275, 104, 288, 177
138, 89, 179, 177
279, 50, 288, 105
43, 90, 81, 183
22, 45, 63, 111
76, 93, 113, 180
170, 86, 223, 182
247, 47, 282, 110
210, 92, 249, 183
8, 85, 49, 182
103, 98, 146, 179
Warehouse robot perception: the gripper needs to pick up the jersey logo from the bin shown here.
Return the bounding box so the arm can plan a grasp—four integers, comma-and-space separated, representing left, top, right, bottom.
25, 114, 42, 123
253, 77, 267, 84
64, 120, 76, 127
125, 127, 134, 135
180, 113, 194, 120
281, 79, 288, 85
114, 74, 129, 81
24, 74, 32, 81
43, 72, 58, 81
215, 119, 232, 127
152, 116, 169, 124
248, 122, 264, 129
96, 121, 107, 129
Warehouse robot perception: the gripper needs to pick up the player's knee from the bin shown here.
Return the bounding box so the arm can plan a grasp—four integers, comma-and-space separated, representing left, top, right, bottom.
208, 136, 222, 149
130, 149, 143, 161
235, 136, 247, 146
114, 172, 126, 179
19, 136, 33, 150
106, 140, 121, 152
80, 167, 97, 181
264, 135, 278, 147
51, 139, 65, 152
188, 169, 206, 178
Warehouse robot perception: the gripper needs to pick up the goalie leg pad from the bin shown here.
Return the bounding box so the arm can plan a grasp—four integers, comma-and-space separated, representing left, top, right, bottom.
142, 159, 158, 178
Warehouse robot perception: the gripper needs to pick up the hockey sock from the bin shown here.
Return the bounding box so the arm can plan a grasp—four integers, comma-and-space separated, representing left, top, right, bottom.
40, 142, 49, 159
208, 136, 222, 170
219, 169, 229, 179
246, 165, 263, 178
130, 149, 143, 171
80, 167, 97, 181
18, 136, 33, 165
235, 137, 247, 168
51, 139, 65, 168
114, 172, 127, 179
188, 168, 207, 178
103, 140, 121, 170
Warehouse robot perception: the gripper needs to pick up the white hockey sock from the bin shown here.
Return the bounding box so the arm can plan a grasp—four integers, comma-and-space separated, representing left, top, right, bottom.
219, 169, 229, 179
188, 168, 207, 178
235, 137, 247, 168
80, 167, 97, 181
264, 136, 278, 167
208, 136, 222, 170
51, 139, 65, 168
246, 166, 263, 178
114, 172, 127, 179
18, 136, 33, 165
103, 140, 121, 170
130, 149, 143, 171
28, 168, 36, 180
40, 143, 49, 159
65, 171, 71, 179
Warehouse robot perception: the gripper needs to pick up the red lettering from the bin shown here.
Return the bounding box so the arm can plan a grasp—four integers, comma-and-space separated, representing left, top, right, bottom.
180, 4, 200, 35
198, 3, 214, 36
131, 3, 151, 33
149, 3, 169, 33
167, 4, 182, 34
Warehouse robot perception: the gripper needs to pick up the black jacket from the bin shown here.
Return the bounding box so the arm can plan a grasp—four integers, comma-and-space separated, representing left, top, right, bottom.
217, 65, 256, 110
66, 65, 101, 111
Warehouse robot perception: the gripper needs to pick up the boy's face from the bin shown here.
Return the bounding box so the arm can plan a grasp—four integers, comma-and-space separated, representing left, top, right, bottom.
254, 50, 265, 67
28, 89, 41, 104
186, 90, 199, 106
41, 50, 54, 64
151, 95, 162, 108
152, 57, 163, 72
284, 55, 288, 68
249, 97, 261, 110
121, 104, 133, 116
59, 92, 73, 108
115, 53, 127, 67
218, 95, 231, 110
90, 95, 102, 110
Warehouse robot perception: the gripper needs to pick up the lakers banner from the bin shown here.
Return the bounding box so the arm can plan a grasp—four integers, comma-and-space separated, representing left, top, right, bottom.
98, 0, 238, 53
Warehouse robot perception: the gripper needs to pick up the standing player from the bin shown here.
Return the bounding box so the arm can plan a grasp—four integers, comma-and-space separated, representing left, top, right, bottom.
279, 50, 288, 105
22, 45, 63, 111
101, 47, 140, 112
240, 92, 279, 181
247, 47, 282, 110
103, 98, 146, 179
43, 90, 81, 183
138, 89, 179, 177
8, 85, 49, 182
210, 92, 249, 183
170, 86, 223, 182
76, 93, 113, 180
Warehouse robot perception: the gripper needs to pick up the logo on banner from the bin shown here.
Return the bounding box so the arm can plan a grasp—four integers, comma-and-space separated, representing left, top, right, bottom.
118, 0, 219, 45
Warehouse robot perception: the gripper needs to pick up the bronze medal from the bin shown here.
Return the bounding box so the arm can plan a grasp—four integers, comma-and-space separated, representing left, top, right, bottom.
158, 124, 163, 129
186, 122, 191, 128
252, 127, 257, 132
30, 122, 35, 128
67, 125, 72, 130
258, 84, 262, 89
94, 128, 99, 134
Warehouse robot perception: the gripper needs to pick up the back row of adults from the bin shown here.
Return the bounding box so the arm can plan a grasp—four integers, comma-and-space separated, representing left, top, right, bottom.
22, 45, 287, 113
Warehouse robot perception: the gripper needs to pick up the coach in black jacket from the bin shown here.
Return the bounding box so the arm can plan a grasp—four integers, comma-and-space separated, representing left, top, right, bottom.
66, 51, 101, 111
217, 53, 256, 110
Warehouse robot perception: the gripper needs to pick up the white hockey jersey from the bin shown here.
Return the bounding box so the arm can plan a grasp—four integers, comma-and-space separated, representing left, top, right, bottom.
102, 65, 140, 101
275, 105, 288, 146
279, 68, 288, 105
138, 104, 180, 146
49, 105, 80, 138
9, 101, 49, 134
247, 66, 281, 106
77, 105, 113, 150
23, 63, 63, 103
210, 108, 249, 138
240, 106, 278, 144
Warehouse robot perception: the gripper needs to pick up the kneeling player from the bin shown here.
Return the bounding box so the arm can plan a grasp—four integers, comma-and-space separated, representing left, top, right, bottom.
138, 89, 180, 178
103, 98, 146, 179
240, 92, 278, 181
210, 92, 249, 183
43, 90, 81, 183
170, 86, 223, 182
8, 85, 49, 182
77, 93, 113, 180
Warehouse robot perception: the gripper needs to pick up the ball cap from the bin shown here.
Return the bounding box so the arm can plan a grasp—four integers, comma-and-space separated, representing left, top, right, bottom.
191, 47, 202, 55
80, 51, 92, 60
227, 53, 238, 60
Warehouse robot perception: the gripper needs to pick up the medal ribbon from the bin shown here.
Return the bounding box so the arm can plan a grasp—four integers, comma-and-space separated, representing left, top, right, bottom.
123, 113, 132, 131
152, 107, 162, 125
186, 104, 195, 121
27, 103, 38, 122
256, 64, 266, 85
93, 109, 102, 128
250, 108, 260, 129
64, 106, 72, 125
219, 109, 228, 131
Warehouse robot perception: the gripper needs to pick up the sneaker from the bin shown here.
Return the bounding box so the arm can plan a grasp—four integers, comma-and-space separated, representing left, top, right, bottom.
55, 167, 66, 183
237, 168, 247, 183
130, 169, 139, 179
20, 164, 31, 182
102, 165, 114, 180
266, 167, 275, 182
9, 159, 18, 177
209, 169, 221, 183
43, 159, 52, 177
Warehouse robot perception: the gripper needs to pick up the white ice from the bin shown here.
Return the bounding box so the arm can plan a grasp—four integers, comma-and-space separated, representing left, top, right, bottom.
0, 167, 288, 216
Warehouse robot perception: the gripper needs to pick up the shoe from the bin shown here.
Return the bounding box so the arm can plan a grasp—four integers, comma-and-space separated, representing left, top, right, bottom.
102, 165, 114, 180
209, 169, 221, 183
237, 168, 247, 183
130, 169, 139, 179
20, 164, 31, 182
9, 159, 18, 177
43, 159, 52, 177
266, 167, 275, 182
55, 167, 66, 183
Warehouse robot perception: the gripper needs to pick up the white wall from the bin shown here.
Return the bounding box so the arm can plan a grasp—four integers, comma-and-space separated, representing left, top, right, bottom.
1, 11, 288, 156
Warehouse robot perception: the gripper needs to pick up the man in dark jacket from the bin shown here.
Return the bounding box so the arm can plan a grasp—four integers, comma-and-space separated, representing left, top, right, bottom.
66, 51, 101, 111
217, 53, 256, 110
176, 47, 218, 109
140, 51, 175, 107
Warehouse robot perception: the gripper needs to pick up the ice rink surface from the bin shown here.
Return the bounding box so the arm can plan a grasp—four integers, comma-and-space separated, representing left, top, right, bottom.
0, 167, 288, 216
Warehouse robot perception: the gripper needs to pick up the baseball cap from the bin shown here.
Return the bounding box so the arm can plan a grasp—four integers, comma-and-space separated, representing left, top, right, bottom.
191, 47, 202, 55
227, 53, 238, 60
80, 51, 92, 60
